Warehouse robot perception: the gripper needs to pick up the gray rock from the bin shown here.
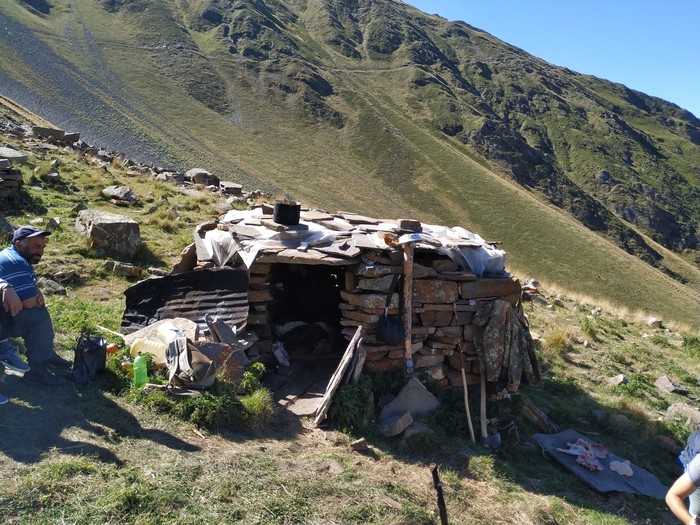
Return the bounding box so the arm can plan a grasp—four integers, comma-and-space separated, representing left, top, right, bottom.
378, 411, 413, 437
607, 374, 627, 386
36, 277, 66, 296
666, 403, 700, 428
0, 146, 27, 164
102, 185, 135, 201
185, 168, 220, 187
378, 377, 440, 422
655, 375, 689, 394
404, 422, 433, 438
75, 209, 141, 260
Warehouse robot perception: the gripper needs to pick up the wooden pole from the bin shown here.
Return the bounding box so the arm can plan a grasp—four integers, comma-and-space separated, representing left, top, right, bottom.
402, 241, 414, 375
460, 352, 476, 444
454, 303, 475, 444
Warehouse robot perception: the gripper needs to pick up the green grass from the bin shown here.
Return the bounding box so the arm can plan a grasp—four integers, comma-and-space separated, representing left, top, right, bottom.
2, 0, 699, 330
3, 4, 700, 521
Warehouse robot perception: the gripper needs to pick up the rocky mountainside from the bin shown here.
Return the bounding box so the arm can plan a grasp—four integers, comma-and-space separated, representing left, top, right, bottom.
1, 0, 699, 324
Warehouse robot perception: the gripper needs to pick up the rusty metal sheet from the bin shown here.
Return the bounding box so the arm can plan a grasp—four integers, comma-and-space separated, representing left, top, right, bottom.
121, 267, 249, 335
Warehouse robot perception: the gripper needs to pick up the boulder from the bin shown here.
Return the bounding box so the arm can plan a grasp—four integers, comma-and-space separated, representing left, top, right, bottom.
75, 209, 141, 260
102, 185, 135, 201
378, 377, 440, 422
0, 146, 27, 164
185, 168, 220, 187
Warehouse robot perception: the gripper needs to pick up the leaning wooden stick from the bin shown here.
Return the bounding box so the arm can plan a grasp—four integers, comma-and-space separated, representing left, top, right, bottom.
314, 325, 363, 426
460, 351, 476, 444
455, 303, 475, 443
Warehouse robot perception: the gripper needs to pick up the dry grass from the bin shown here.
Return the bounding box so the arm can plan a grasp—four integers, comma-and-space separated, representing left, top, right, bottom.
1, 101, 694, 525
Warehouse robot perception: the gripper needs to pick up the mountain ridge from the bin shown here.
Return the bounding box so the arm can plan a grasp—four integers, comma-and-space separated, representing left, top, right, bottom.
1, 0, 698, 326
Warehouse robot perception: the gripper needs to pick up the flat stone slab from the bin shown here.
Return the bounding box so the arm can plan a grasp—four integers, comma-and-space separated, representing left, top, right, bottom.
286, 394, 324, 416
378, 376, 441, 421
0, 146, 28, 164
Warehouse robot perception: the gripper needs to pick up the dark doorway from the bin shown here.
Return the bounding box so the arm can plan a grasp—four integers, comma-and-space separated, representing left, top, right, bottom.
268, 263, 347, 357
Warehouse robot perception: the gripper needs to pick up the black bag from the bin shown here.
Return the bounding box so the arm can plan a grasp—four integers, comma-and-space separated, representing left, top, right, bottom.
375, 273, 405, 345
68, 333, 107, 384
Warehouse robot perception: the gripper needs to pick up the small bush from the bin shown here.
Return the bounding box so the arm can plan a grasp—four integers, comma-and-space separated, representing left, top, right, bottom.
397, 430, 445, 457
467, 455, 497, 482
650, 334, 672, 348
581, 318, 597, 340
542, 329, 571, 354
613, 372, 652, 398
683, 336, 700, 357
239, 388, 275, 430
239, 362, 266, 394
328, 375, 374, 433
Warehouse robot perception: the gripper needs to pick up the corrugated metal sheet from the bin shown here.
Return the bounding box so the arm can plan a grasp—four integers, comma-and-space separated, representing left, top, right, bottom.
121, 267, 249, 335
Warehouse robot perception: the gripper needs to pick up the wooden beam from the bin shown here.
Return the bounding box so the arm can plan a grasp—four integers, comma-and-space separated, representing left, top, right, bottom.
402, 242, 414, 375
314, 325, 363, 426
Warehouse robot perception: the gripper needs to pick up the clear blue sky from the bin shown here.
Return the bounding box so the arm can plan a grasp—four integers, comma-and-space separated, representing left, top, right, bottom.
405, 1, 700, 118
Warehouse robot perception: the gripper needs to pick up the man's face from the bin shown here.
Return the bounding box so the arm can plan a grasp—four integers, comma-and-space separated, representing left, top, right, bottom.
15, 236, 48, 264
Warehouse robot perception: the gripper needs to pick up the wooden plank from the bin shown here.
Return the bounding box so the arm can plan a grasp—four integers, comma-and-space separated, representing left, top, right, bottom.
351, 233, 381, 249
320, 217, 356, 231
256, 249, 358, 266
338, 212, 380, 225
260, 218, 310, 232
439, 271, 478, 282
315, 241, 362, 259
351, 346, 367, 383
314, 326, 363, 426
301, 210, 334, 221
402, 242, 414, 375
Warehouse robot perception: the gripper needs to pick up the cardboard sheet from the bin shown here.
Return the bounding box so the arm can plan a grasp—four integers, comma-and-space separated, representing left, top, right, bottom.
533, 429, 668, 499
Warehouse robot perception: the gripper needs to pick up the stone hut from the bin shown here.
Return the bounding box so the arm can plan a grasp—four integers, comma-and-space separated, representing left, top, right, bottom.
124, 205, 540, 395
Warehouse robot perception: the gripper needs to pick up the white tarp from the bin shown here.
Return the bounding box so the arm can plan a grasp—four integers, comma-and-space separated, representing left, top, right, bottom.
201, 208, 506, 276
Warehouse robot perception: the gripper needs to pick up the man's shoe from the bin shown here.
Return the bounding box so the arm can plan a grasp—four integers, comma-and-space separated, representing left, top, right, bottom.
47, 353, 72, 368
0, 348, 30, 373
23, 363, 68, 386
0, 392, 8, 405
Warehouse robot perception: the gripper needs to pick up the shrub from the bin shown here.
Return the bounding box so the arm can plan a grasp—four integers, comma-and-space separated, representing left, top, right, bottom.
683, 336, 700, 357
239, 388, 275, 430
328, 375, 374, 433
581, 317, 597, 340
542, 329, 571, 355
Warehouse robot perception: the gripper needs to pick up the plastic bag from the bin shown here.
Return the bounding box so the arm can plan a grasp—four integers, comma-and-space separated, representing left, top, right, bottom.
376, 311, 404, 345
68, 333, 107, 384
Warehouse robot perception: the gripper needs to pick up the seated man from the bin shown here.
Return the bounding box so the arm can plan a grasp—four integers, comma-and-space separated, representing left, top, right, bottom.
0, 226, 71, 388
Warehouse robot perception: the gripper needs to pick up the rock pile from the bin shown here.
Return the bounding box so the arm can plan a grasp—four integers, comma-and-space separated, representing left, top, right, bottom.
0, 157, 23, 199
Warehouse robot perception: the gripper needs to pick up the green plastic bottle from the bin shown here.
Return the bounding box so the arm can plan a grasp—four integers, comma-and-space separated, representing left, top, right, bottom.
133, 352, 148, 388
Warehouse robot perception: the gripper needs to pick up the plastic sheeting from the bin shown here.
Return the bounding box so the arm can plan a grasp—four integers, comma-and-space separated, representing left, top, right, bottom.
202, 208, 507, 276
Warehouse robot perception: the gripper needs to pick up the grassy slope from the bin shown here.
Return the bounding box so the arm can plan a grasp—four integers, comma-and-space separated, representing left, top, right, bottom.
0, 0, 698, 328
4, 99, 700, 525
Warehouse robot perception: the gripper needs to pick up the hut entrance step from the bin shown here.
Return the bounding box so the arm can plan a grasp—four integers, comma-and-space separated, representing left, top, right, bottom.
263, 353, 342, 416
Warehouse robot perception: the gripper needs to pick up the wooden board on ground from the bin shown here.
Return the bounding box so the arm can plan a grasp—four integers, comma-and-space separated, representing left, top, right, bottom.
533, 429, 668, 499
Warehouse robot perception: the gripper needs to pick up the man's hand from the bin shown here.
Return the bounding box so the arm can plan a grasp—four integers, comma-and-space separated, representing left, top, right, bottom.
37, 289, 45, 307
2, 286, 23, 316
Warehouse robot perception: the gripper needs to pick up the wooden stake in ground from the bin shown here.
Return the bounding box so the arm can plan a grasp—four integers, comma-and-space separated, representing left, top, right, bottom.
455, 303, 475, 444
460, 351, 476, 444
480, 368, 488, 443
402, 241, 414, 375
431, 464, 449, 525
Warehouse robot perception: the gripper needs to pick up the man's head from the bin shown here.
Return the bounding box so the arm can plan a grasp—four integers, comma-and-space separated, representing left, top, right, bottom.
12, 226, 51, 264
